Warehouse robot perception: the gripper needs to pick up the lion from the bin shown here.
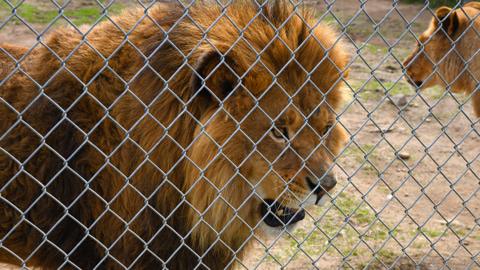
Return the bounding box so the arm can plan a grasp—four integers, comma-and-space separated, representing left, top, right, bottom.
403, 2, 480, 117
0, 1, 349, 269
0, 44, 28, 80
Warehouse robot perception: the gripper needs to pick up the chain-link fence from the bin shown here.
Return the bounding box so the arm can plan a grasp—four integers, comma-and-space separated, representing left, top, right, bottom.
0, 0, 479, 269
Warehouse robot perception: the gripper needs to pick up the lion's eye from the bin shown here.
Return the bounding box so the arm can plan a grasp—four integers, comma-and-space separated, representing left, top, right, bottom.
270, 127, 289, 143
322, 123, 334, 136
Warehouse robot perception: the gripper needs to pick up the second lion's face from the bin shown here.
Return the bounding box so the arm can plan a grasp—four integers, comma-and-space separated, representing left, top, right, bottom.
402, 17, 451, 90
403, 5, 479, 91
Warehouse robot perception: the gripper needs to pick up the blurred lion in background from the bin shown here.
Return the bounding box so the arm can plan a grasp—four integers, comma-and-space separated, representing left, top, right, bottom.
403, 2, 480, 117
0, 1, 349, 269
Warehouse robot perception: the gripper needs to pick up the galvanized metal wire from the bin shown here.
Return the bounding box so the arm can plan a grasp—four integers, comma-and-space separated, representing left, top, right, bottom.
0, 0, 479, 269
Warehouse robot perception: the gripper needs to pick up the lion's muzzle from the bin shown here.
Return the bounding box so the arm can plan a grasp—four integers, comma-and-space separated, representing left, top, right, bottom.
260, 199, 306, 227
306, 174, 337, 205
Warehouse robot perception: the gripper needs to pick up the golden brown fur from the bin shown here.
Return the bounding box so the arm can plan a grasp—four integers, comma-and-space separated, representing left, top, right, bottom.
0, 1, 349, 269
403, 2, 480, 117
0, 44, 28, 80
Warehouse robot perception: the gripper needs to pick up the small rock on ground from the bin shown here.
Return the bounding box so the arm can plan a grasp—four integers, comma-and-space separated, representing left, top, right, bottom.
398, 152, 410, 160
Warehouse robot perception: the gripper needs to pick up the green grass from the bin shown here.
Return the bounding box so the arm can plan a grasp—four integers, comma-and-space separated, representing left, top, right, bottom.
1, 2, 56, 24
295, 194, 383, 253
475, 233, 480, 241
411, 238, 428, 249
317, 13, 337, 24
263, 191, 382, 263
448, 222, 469, 238
418, 227, 443, 239
376, 249, 398, 262
349, 80, 414, 101
66, 7, 121, 26
357, 249, 401, 269
334, 193, 376, 226
424, 86, 445, 99
1, 2, 124, 25
362, 43, 388, 55
376, 184, 391, 195
340, 143, 381, 175
404, 0, 461, 8
258, 190, 420, 268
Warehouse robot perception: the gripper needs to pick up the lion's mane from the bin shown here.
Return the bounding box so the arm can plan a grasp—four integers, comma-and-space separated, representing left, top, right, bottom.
0, 1, 348, 269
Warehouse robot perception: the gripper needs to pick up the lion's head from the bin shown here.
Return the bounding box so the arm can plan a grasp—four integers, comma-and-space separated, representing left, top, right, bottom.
175, 1, 350, 251
403, 2, 480, 94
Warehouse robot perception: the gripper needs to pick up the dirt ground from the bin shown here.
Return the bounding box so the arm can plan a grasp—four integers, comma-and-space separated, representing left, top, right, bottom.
244, 0, 480, 269
1, 0, 479, 269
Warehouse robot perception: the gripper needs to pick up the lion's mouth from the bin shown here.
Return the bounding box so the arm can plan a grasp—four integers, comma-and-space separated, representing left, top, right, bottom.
260, 199, 305, 227
405, 77, 423, 89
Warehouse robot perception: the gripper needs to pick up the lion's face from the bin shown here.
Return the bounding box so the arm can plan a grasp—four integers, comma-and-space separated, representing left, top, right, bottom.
235, 81, 345, 228
403, 7, 458, 89
247, 99, 343, 228
185, 17, 349, 234
403, 31, 439, 89
191, 74, 347, 231
403, 5, 479, 91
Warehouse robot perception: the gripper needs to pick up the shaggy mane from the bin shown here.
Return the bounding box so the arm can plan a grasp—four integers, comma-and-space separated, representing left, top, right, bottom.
0, 1, 348, 269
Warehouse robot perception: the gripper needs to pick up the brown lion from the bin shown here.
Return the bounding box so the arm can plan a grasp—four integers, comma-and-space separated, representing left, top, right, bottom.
403, 2, 480, 117
0, 1, 349, 269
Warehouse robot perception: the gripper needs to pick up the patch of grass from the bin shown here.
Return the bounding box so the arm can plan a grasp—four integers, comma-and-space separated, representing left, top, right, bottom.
292, 228, 329, 255
344, 15, 374, 39
419, 227, 443, 239
0, 2, 124, 25
424, 86, 445, 100
354, 208, 374, 225
453, 228, 468, 238
0, 2, 57, 24
377, 184, 391, 195
264, 243, 297, 265
362, 43, 388, 55
449, 222, 469, 238
411, 238, 428, 249
404, 0, 460, 8
340, 143, 381, 175
349, 80, 414, 101
265, 191, 404, 268
335, 193, 376, 226
365, 225, 401, 242
357, 249, 401, 269
423, 85, 468, 103
318, 13, 338, 25
279, 193, 378, 257
66, 4, 125, 25
388, 81, 415, 96
376, 249, 398, 262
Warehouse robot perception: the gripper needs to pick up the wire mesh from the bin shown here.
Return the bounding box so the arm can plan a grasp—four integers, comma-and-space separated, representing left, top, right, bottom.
0, 0, 479, 269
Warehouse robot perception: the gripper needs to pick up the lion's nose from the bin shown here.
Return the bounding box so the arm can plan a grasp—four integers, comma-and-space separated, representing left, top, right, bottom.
320, 174, 337, 191
414, 80, 423, 87
306, 174, 337, 194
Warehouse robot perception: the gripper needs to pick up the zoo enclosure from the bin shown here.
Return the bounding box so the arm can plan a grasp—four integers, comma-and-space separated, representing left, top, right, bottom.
0, 0, 479, 269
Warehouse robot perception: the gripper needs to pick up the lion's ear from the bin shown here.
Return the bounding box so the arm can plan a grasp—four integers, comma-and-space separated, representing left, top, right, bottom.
435, 6, 459, 37
464, 2, 480, 10
191, 50, 239, 101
